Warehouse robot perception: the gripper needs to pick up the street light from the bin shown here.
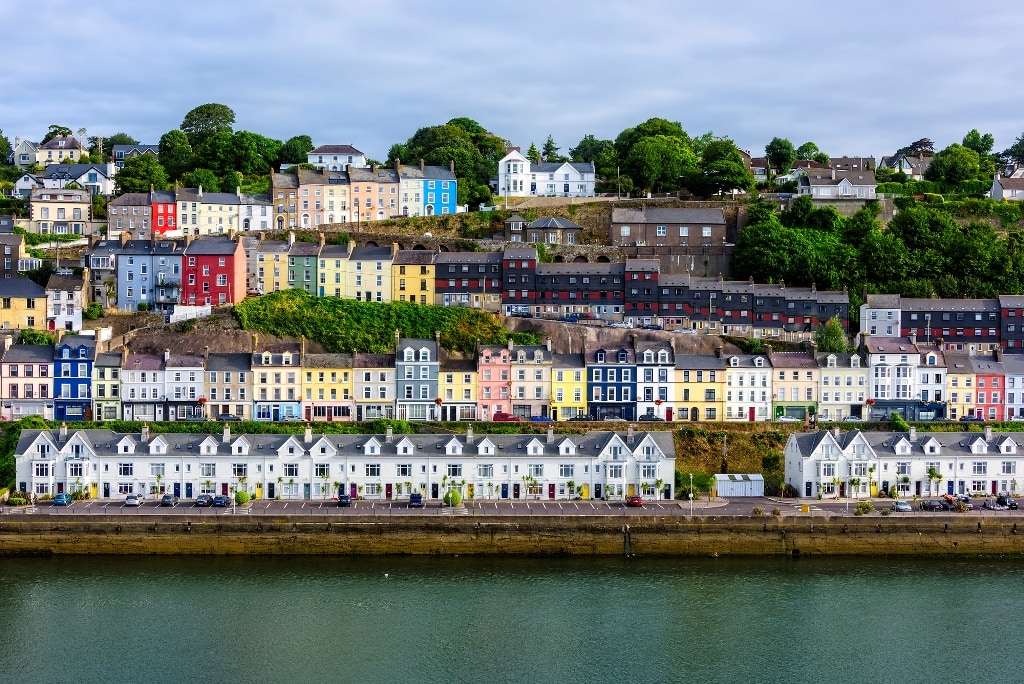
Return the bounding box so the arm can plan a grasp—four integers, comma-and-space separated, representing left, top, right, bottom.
689, 473, 694, 516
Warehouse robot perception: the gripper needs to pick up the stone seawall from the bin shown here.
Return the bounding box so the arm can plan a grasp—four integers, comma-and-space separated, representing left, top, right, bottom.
4, 515, 1024, 556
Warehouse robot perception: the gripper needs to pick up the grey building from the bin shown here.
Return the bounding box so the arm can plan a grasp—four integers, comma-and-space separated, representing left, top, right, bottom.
394, 333, 439, 421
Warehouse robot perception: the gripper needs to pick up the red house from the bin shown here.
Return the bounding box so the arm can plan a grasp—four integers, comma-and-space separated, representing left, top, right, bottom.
181, 236, 246, 306
151, 189, 177, 237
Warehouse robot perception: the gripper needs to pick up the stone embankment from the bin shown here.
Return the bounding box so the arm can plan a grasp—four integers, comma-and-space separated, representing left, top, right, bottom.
2, 515, 1024, 556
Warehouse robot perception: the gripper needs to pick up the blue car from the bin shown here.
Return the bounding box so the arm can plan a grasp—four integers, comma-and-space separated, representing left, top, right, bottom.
53, 493, 72, 506
530, 416, 553, 422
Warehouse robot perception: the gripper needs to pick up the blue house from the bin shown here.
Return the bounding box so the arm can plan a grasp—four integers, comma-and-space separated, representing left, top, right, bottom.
398, 161, 458, 217
586, 345, 637, 421
53, 334, 96, 421
394, 332, 439, 421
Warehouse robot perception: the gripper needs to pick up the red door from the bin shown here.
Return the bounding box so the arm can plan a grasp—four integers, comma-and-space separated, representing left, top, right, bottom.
221, 483, 229, 495
548, 483, 555, 499
748, 407, 755, 421
666, 407, 673, 421
386, 483, 393, 499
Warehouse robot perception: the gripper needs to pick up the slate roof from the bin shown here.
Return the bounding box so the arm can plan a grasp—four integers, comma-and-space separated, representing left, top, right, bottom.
112, 144, 158, 156
527, 217, 582, 230
310, 144, 363, 155
349, 244, 394, 261
611, 207, 726, 224
349, 167, 399, 184
204, 352, 251, 372
184, 237, 241, 256
38, 136, 85, 151
675, 354, 726, 370
800, 170, 877, 186
109, 193, 151, 207
288, 241, 321, 257
863, 336, 919, 355
865, 294, 901, 309
0, 279, 46, 297
124, 354, 165, 371
768, 351, 818, 369
551, 352, 585, 369
0, 216, 18, 233
899, 298, 998, 313
436, 252, 502, 265
392, 250, 435, 266
791, 429, 1024, 460
1, 344, 53, 364
95, 351, 122, 367
41, 164, 112, 179
624, 259, 660, 273
303, 353, 354, 369
531, 161, 594, 174
45, 273, 85, 292
353, 353, 396, 369
166, 355, 204, 369
399, 164, 456, 181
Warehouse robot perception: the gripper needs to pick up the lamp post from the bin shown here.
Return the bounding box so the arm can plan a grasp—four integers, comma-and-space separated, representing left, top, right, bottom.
689, 473, 694, 516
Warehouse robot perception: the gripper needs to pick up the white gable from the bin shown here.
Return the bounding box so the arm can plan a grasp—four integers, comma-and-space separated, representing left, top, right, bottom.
557, 438, 577, 456
526, 437, 546, 456
362, 437, 382, 456
116, 436, 136, 454
278, 435, 305, 457
310, 436, 337, 458
477, 438, 495, 455
199, 435, 220, 455
395, 437, 416, 455
148, 435, 170, 454
230, 436, 251, 456
444, 437, 463, 456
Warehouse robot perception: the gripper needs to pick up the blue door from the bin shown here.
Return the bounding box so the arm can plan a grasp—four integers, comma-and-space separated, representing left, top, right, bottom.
303, 483, 311, 499
501, 483, 509, 499
173, 482, 181, 498
947, 480, 954, 495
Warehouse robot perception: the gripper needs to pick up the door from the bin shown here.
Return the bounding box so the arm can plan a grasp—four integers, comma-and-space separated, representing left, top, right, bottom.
272, 407, 280, 422
691, 407, 699, 421
173, 482, 181, 498
748, 407, 755, 421
947, 480, 954, 495
840, 483, 846, 497
222, 482, 229, 495
552, 407, 558, 421
915, 481, 921, 497
501, 483, 509, 499
431, 483, 439, 499
548, 483, 555, 499
628, 483, 636, 497
595, 483, 602, 499
385, 483, 393, 499
581, 484, 589, 499
993, 480, 999, 494
303, 483, 311, 499
666, 408, 673, 421
103, 482, 110, 498
185, 482, 193, 498
56, 482, 64, 494
513, 483, 521, 499
350, 483, 357, 499
805, 481, 812, 497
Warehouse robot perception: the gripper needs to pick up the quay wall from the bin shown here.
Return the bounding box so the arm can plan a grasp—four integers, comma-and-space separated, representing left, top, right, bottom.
3, 515, 1024, 556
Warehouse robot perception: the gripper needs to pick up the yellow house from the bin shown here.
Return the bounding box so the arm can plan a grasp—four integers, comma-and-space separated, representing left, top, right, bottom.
392, 250, 435, 305
674, 354, 726, 422
36, 135, 86, 166
29, 188, 91, 235
438, 358, 477, 421
318, 243, 349, 298
175, 186, 241, 237
768, 351, 820, 421
945, 352, 976, 420
302, 351, 355, 422
551, 353, 587, 420
0, 279, 46, 330
347, 243, 395, 303
254, 238, 290, 293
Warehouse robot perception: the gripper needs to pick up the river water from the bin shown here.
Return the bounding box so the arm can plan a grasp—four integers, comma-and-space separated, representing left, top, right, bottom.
1, 555, 1020, 683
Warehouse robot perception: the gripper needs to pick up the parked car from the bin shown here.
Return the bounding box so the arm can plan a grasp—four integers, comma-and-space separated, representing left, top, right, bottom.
53, 493, 72, 506
337, 494, 352, 507
492, 412, 521, 422
956, 495, 974, 510
511, 311, 533, 319
983, 500, 1009, 511
530, 415, 553, 422
940, 495, 973, 511
160, 494, 179, 506
212, 495, 231, 507
124, 494, 142, 507
843, 416, 864, 422
775, 416, 801, 423
919, 499, 944, 512
603, 416, 627, 422
246, 287, 263, 296
558, 314, 580, 323
217, 414, 242, 422
891, 500, 912, 513
643, 324, 664, 330
626, 495, 644, 508
408, 493, 424, 508
638, 414, 664, 421
195, 494, 214, 507
959, 415, 985, 422
997, 495, 1018, 509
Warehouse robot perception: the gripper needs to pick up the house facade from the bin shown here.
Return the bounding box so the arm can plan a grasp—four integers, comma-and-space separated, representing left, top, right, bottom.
53, 335, 96, 421
0, 341, 53, 420
497, 149, 595, 198
394, 335, 439, 421
610, 207, 728, 248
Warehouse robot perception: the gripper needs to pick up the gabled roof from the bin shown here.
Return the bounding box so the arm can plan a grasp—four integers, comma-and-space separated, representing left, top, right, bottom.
526, 216, 582, 230
310, 144, 363, 156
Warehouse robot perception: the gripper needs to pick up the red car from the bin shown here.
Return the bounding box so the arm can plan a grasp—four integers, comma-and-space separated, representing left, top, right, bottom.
626, 495, 644, 507
492, 412, 521, 422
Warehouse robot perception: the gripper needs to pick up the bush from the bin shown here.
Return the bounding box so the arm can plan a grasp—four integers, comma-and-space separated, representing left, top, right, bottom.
880, 507, 891, 516
751, 506, 765, 516
137, 303, 149, 312
83, 302, 104, 320
7, 497, 26, 506
855, 501, 875, 516
771, 507, 781, 517
234, 491, 250, 505
442, 489, 463, 506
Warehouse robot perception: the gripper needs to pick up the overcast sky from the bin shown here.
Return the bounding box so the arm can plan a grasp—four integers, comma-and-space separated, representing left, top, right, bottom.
3, 1, 1020, 162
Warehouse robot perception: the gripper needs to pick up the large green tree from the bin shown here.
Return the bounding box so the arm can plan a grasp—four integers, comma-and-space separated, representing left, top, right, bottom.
683, 139, 752, 197
279, 135, 313, 165
962, 129, 995, 157
180, 103, 235, 150
181, 168, 220, 192
230, 130, 280, 175
541, 135, 565, 162
625, 135, 695, 193
41, 125, 72, 144
614, 117, 688, 159
815, 316, 849, 352
526, 142, 540, 164
924, 143, 981, 184
158, 129, 193, 180
1003, 133, 1024, 164
114, 154, 168, 194
0, 129, 10, 161
765, 137, 796, 174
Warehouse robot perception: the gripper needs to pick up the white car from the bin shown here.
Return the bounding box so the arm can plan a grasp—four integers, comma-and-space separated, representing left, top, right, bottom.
124, 494, 142, 507
843, 416, 863, 422
775, 416, 801, 423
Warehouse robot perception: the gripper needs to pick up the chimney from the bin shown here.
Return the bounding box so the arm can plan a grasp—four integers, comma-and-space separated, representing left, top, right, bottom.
434, 330, 440, 347
985, 425, 993, 441
2, 336, 11, 353
395, 329, 401, 349
630, 333, 638, 352
59, 421, 68, 442
150, 183, 154, 193
140, 423, 149, 443
811, 282, 816, 293
748, 276, 754, 286
909, 426, 916, 440
198, 185, 203, 199
465, 425, 473, 444
223, 423, 231, 444
121, 346, 128, 366
304, 424, 313, 444
251, 333, 259, 352
546, 337, 551, 352
119, 231, 130, 247
371, 163, 378, 174
715, 345, 724, 358
345, 163, 351, 174
996, 347, 1004, 362
164, 349, 170, 362
908, 333, 916, 344
626, 425, 634, 445
449, 159, 455, 174
318, 232, 325, 248
419, 159, 424, 172
508, 338, 514, 351
832, 426, 840, 438
288, 231, 295, 246
385, 426, 393, 443
547, 427, 554, 444
779, 279, 785, 290
203, 345, 210, 363
394, 158, 402, 173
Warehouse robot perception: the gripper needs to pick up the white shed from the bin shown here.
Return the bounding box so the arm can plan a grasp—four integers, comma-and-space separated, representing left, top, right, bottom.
714, 473, 765, 497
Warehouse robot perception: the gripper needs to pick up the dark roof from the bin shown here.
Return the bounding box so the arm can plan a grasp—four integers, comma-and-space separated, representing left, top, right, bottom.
95, 352, 122, 367
349, 245, 393, 261
45, 273, 85, 292
288, 242, 321, 257
310, 145, 363, 155
109, 193, 150, 207
392, 250, 435, 266
527, 217, 582, 230
1, 344, 53, 364
0, 279, 46, 297
611, 207, 726, 225
303, 353, 354, 369
205, 353, 252, 372
354, 353, 396, 368
184, 237, 240, 256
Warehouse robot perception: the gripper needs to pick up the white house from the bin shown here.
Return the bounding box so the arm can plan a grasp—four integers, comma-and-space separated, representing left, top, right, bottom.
785, 426, 1023, 499
798, 169, 877, 199
45, 271, 88, 332
990, 173, 1024, 201
1004, 355, 1024, 421
497, 149, 595, 199
724, 354, 772, 421
14, 425, 676, 503
307, 145, 366, 171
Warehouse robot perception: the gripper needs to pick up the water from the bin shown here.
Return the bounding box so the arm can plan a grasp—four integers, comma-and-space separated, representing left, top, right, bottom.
1, 555, 1021, 683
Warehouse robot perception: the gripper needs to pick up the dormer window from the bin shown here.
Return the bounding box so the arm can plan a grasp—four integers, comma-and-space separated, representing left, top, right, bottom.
534, 351, 543, 363
283, 354, 292, 365
404, 349, 414, 362
754, 358, 764, 367
617, 351, 627, 363
730, 357, 738, 367
262, 354, 270, 365
419, 349, 430, 362
596, 351, 606, 363
518, 352, 526, 364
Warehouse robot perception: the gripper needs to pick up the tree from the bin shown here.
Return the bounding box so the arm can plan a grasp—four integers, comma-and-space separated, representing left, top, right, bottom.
222, 170, 243, 193
683, 139, 752, 197
541, 135, 564, 162
614, 117, 689, 160
625, 135, 695, 193
924, 143, 981, 184
526, 142, 540, 164
765, 137, 796, 174
1002, 133, 1024, 165
230, 130, 279, 175
114, 155, 168, 195
898, 138, 934, 157
962, 129, 995, 157
158, 129, 193, 180
796, 141, 821, 161
181, 168, 220, 192
0, 129, 11, 161
41, 125, 73, 144
180, 103, 235, 150
195, 129, 234, 176
279, 135, 313, 165
17, 329, 55, 345
815, 316, 849, 352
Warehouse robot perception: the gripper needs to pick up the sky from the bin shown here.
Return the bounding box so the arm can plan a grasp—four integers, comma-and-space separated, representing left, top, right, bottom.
3, 1, 1022, 162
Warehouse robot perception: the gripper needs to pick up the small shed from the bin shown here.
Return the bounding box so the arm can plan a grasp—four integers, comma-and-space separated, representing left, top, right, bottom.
714, 473, 765, 497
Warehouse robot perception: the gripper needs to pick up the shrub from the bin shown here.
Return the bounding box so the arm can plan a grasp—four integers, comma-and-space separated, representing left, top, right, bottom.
880, 507, 891, 516
7, 497, 26, 506
137, 303, 149, 312
771, 507, 781, 517
751, 506, 765, 516
442, 489, 463, 506
234, 491, 250, 505
83, 302, 103, 320
855, 501, 875, 516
